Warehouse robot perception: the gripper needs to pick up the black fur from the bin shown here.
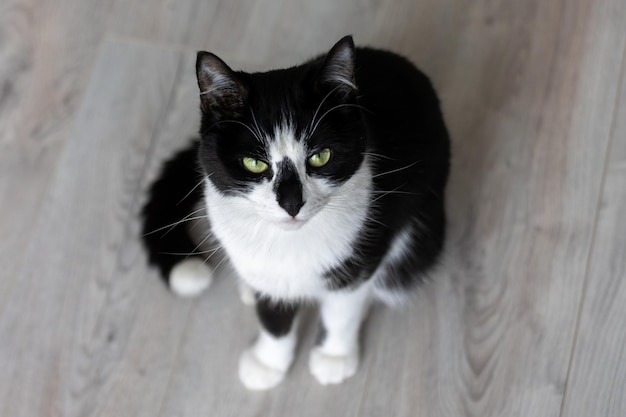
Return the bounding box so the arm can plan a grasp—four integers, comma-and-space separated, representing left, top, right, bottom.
274, 158, 304, 217
142, 36, 449, 299
324, 47, 450, 289
141, 142, 205, 284
255, 297, 299, 337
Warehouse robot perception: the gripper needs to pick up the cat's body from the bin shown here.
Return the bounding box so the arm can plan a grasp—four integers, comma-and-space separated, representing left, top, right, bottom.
142, 36, 450, 389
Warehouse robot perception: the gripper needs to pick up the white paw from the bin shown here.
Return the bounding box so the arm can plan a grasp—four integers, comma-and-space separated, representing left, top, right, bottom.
238, 282, 256, 307
238, 348, 287, 390
169, 258, 213, 297
309, 346, 359, 385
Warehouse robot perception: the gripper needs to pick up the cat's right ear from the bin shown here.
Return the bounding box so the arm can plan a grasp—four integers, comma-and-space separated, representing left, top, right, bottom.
196, 52, 247, 118
318, 36, 357, 100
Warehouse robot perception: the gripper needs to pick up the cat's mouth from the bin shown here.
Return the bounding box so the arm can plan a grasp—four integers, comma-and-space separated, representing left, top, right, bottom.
277, 217, 307, 231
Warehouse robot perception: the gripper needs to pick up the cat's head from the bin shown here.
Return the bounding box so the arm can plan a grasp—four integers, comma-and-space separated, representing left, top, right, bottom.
196, 36, 368, 230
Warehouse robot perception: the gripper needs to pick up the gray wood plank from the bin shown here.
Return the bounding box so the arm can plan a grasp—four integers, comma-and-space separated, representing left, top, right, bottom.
0, 0, 113, 313
108, 0, 221, 47
358, 0, 626, 416
107, 0, 460, 71
1, 0, 625, 416
92, 49, 201, 417
0, 40, 182, 417
157, 271, 264, 417
160, 279, 382, 417
561, 45, 626, 417
112, 1, 626, 416
107, 0, 305, 68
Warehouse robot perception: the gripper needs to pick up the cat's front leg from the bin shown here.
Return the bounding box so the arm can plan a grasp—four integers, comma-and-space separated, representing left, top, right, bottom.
239, 297, 299, 390
310, 282, 372, 385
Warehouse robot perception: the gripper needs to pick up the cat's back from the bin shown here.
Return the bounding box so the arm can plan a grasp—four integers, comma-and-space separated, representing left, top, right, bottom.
354, 48, 441, 119
353, 47, 450, 191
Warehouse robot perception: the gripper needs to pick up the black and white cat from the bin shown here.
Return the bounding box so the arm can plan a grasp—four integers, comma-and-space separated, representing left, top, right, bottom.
142, 36, 450, 390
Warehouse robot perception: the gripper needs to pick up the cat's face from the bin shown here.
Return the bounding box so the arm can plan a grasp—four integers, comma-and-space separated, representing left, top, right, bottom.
197, 37, 366, 230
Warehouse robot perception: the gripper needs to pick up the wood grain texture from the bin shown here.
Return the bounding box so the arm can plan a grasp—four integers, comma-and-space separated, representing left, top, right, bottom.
1, 0, 626, 416
358, 0, 626, 416
0, 0, 113, 313
0, 40, 181, 417
561, 43, 626, 417
108, 0, 461, 71
160, 277, 381, 417
109, 0, 221, 47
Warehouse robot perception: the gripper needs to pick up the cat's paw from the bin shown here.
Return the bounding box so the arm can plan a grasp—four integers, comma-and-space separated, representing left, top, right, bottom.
309, 346, 359, 385
169, 258, 213, 297
238, 282, 256, 306
238, 348, 287, 390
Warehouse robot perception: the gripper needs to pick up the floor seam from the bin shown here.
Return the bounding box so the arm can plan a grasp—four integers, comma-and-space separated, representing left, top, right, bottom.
557, 33, 626, 417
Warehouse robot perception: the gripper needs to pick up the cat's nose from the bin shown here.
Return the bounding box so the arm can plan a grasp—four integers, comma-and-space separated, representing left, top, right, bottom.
274, 158, 304, 217
276, 179, 305, 217
282, 200, 305, 217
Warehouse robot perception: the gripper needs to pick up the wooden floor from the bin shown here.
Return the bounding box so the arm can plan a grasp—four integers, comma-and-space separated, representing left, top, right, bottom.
1, 0, 625, 415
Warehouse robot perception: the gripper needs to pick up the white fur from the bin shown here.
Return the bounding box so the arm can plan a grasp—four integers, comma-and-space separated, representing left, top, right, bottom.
309, 346, 359, 385
205, 121, 373, 388
239, 328, 297, 390
372, 224, 415, 306
309, 280, 372, 384
204, 123, 372, 301
169, 258, 213, 297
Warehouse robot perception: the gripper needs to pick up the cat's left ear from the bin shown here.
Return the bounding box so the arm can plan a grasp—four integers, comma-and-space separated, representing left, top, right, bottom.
319, 36, 357, 99
196, 52, 247, 118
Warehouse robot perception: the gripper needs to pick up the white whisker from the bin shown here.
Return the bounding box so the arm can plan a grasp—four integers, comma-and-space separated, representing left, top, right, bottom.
188, 232, 216, 258
142, 208, 207, 237
308, 85, 342, 135
309, 103, 369, 138
362, 152, 396, 161
371, 190, 417, 195
216, 119, 264, 144
363, 216, 390, 229
159, 247, 221, 256
189, 217, 206, 232
206, 252, 229, 271
372, 160, 421, 178
160, 215, 208, 237
176, 177, 208, 206
370, 185, 404, 203
250, 107, 265, 142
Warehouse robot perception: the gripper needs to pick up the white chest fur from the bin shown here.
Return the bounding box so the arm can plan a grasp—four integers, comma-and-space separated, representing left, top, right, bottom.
204, 163, 372, 301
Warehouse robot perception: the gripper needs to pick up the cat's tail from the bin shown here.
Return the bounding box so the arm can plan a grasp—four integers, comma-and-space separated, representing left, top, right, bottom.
141, 141, 214, 297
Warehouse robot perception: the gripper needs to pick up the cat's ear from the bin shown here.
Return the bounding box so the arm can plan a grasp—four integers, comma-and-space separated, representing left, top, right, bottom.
196, 52, 247, 117
319, 36, 357, 99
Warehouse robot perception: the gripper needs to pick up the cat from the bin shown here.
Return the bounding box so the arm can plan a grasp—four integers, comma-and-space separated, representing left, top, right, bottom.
142, 36, 450, 390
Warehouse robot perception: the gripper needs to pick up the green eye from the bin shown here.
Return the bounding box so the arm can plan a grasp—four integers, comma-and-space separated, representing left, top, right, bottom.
308, 148, 331, 168
242, 157, 269, 174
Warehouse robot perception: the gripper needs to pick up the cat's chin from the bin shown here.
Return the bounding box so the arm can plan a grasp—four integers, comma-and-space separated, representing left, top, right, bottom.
274, 218, 307, 231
